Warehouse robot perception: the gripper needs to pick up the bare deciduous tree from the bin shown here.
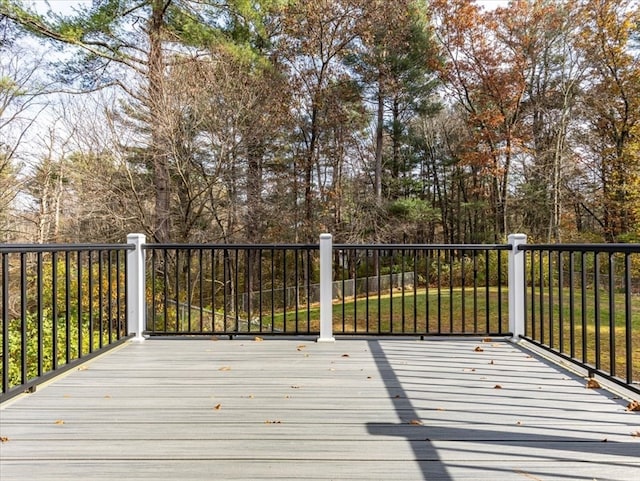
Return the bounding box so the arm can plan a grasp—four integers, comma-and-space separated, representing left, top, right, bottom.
0, 30, 51, 240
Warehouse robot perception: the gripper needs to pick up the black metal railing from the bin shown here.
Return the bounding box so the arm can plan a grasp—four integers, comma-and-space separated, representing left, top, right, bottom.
144, 244, 320, 336
144, 243, 511, 337
333, 244, 511, 336
522, 244, 640, 394
0, 243, 133, 401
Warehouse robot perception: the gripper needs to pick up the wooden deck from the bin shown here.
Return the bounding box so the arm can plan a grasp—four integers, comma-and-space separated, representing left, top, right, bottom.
1, 338, 639, 480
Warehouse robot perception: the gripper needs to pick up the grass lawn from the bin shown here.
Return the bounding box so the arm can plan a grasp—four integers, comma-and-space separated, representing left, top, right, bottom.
526, 287, 640, 382
263, 286, 509, 335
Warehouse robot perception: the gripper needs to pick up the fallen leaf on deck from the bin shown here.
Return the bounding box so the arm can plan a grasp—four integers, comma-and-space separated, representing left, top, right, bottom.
218, 366, 231, 371
586, 379, 601, 389
366, 376, 372, 379
265, 420, 282, 424
482, 337, 492, 343
408, 419, 423, 426
436, 407, 445, 411
0, 437, 9, 443
54, 420, 64, 425
474, 346, 484, 352
494, 384, 503, 389
297, 345, 306, 350
516, 421, 523, 425
78, 366, 88, 371
602, 438, 608, 442
104, 395, 111, 399
214, 404, 222, 410
514, 469, 543, 480
631, 431, 640, 437
489, 360, 495, 365
626, 400, 640, 411
342, 354, 350, 357
254, 336, 263, 342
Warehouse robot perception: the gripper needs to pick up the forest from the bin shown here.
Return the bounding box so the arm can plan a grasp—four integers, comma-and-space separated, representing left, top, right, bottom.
0, 0, 639, 246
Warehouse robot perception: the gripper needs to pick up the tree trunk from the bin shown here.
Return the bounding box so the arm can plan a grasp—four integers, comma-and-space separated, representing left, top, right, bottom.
375, 72, 384, 204
149, 0, 171, 243
304, 102, 318, 242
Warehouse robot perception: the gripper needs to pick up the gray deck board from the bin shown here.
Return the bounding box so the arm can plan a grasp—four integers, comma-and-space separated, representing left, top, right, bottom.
1, 338, 639, 480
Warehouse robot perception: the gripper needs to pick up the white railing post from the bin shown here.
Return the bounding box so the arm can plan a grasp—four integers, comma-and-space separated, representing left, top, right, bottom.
127, 233, 146, 342
508, 233, 527, 342
317, 233, 335, 343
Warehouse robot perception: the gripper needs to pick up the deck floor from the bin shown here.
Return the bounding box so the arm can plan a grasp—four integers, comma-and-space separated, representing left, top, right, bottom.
1, 338, 639, 480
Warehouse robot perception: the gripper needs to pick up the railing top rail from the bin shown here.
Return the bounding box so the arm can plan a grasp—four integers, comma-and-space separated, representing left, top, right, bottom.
334, 243, 512, 250
0, 243, 135, 253
521, 243, 640, 253
142, 242, 512, 251
143, 243, 319, 250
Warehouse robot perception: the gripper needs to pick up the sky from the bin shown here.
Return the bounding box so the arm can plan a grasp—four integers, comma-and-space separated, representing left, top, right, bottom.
28, 0, 90, 14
